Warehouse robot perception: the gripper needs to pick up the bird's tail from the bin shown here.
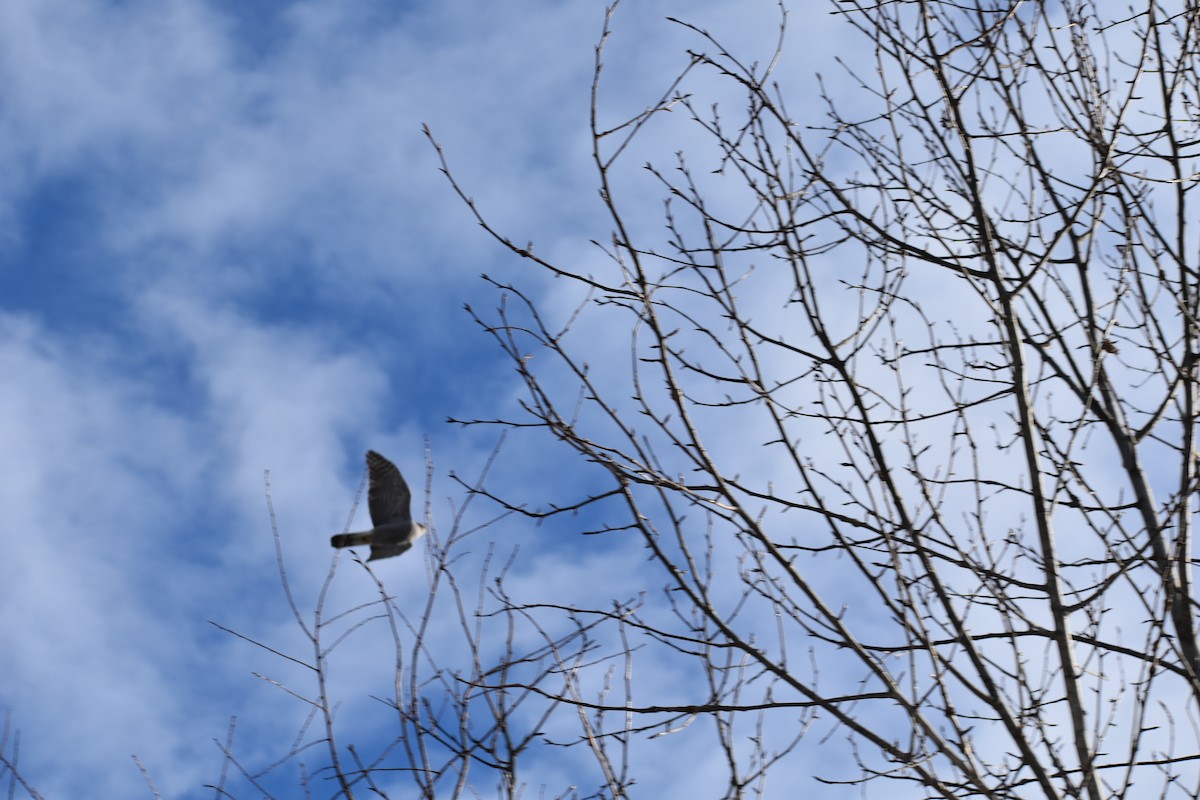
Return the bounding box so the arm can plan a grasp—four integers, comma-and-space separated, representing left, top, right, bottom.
331, 531, 374, 549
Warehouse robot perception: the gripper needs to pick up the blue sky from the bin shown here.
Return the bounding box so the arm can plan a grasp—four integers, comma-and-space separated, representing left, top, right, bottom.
14, 2, 1181, 798
0, 1, 859, 797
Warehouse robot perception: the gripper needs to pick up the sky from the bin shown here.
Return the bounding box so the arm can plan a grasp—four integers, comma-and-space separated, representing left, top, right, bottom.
4, 2, 1187, 799
0, 1, 857, 798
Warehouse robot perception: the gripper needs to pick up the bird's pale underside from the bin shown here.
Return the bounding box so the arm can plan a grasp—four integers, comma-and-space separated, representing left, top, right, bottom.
330, 450, 427, 561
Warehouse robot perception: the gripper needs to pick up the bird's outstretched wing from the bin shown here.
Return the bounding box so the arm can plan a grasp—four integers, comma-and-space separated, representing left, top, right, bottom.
366, 450, 413, 528
368, 539, 414, 561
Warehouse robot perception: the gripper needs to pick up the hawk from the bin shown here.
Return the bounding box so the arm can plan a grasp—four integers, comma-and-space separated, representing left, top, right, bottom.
330, 450, 427, 560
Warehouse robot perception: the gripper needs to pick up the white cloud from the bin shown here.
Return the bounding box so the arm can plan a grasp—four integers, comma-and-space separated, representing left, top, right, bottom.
0, 295, 412, 797
0, 0, 975, 797
0, 310, 214, 798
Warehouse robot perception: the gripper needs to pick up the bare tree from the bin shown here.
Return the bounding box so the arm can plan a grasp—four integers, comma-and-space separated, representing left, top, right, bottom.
158, 2, 1200, 799
201, 443, 598, 800
7, 3, 1197, 799
418, 1, 1200, 798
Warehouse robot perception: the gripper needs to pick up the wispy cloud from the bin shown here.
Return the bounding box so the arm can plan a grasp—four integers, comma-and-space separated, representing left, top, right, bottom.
0, 0, 848, 797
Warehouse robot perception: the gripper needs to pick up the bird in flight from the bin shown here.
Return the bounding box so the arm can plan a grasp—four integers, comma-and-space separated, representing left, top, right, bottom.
330, 450, 427, 561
